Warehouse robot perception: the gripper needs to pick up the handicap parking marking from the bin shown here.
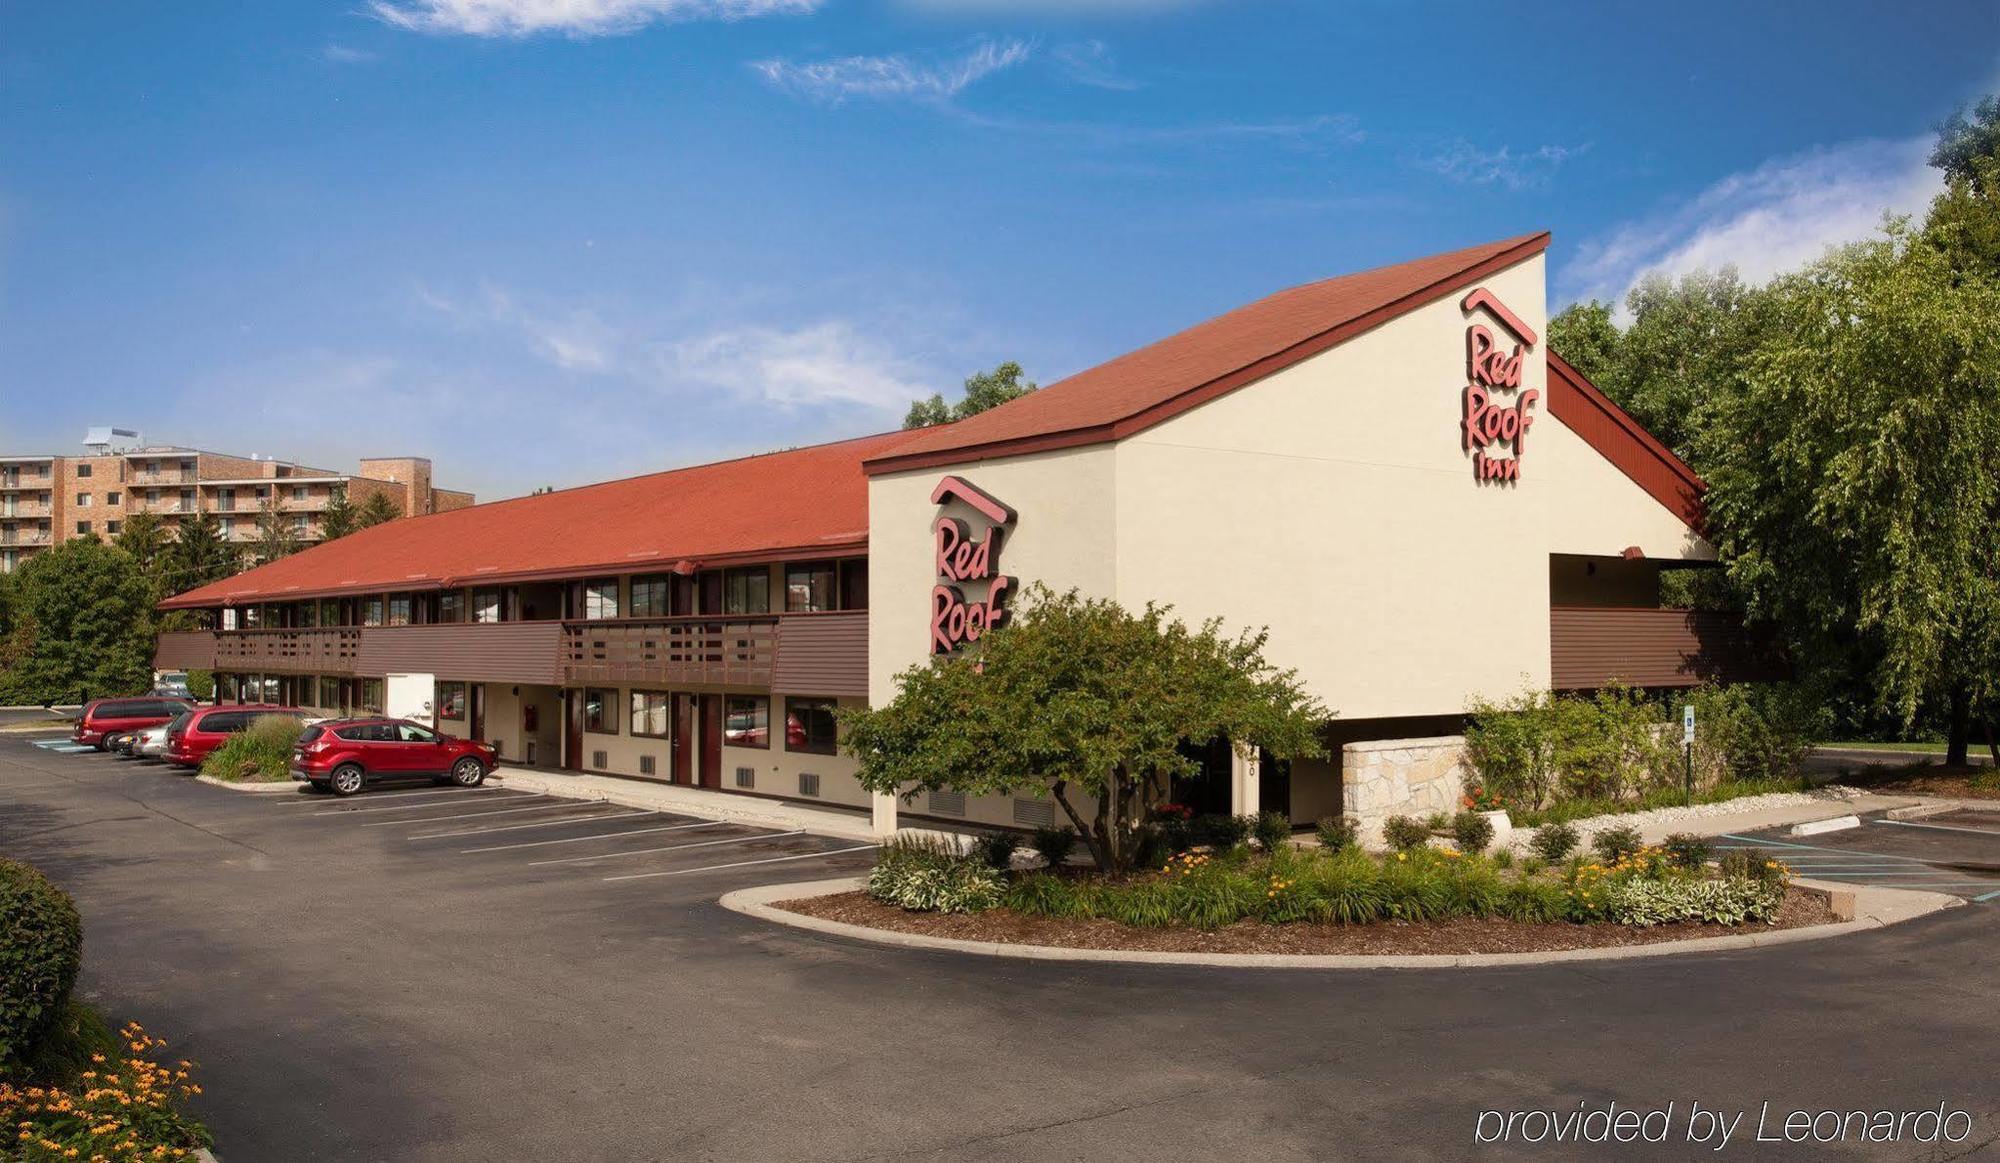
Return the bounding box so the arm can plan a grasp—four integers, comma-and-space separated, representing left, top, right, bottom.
314, 792, 549, 817
461, 819, 727, 854
355, 798, 588, 827
527, 828, 804, 867
406, 808, 656, 840
601, 843, 879, 882
32, 740, 95, 754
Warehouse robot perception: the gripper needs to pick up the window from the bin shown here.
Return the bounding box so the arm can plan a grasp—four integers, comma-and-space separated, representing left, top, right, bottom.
291, 486, 307, 501
319, 599, 340, 626
785, 697, 838, 755
318, 677, 341, 710
724, 695, 769, 749
438, 592, 464, 624
630, 575, 670, 618
840, 560, 869, 611
583, 579, 619, 620
105, 520, 121, 535
105, 491, 120, 505
360, 680, 384, 712
218, 488, 235, 512
437, 681, 466, 721
473, 589, 501, 623
583, 689, 614, 734
723, 567, 769, 615
74, 521, 90, 535
629, 691, 669, 738
785, 562, 837, 613
75, 493, 91, 507
179, 489, 195, 510
260, 676, 280, 704
293, 515, 309, 534
386, 596, 412, 626
362, 599, 385, 627
75, 464, 91, 478
146, 489, 159, 504
337, 723, 394, 742
396, 722, 439, 743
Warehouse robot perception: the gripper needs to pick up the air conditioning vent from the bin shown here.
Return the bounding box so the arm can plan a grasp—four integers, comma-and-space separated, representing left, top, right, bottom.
735, 766, 755, 789
639, 755, 656, 776
1012, 798, 1054, 827
798, 772, 821, 798
928, 790, 966, 816
592, 750, 607, 769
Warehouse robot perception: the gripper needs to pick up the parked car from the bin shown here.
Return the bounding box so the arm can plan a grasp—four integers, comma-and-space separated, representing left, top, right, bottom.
164, 705, 312, 768
133, 723, 173, 760
291, 718, 497, 796
152, 672, 193, 700
72, 697, 194, 751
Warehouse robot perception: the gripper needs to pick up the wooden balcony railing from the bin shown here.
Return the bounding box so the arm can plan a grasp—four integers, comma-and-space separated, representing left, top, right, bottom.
561, 617, 779, 688
212, 627, 365, 675
1550, 606, 1784, 690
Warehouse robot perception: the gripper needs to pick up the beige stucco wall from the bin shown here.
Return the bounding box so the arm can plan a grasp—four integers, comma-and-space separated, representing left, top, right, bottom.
479, 683, 562, 767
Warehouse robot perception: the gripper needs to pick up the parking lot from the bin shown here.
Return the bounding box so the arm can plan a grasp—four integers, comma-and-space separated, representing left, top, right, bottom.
9, 729, 2000, 1161
1723, 808, 2000, 903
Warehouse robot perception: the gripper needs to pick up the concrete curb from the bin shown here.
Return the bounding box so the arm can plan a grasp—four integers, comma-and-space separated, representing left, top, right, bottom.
193, 773, 305, 795
492, 768, 879, 842
720, 877, 1963, 970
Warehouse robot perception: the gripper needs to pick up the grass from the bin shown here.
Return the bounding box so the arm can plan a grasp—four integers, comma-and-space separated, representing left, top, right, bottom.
1821, 740, 1950, 753
1506, 774, 1818, 828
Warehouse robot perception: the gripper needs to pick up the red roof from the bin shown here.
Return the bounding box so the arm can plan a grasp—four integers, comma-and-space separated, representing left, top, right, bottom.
864, 232, 1553, 475
160, 430, 920, 609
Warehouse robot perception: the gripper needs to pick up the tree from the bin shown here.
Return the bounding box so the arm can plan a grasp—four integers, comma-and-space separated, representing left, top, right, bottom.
1546, 300, 1622, 388
903, 362, 1038, 429
318, 491, 359, 541
162, 511, 238, 600
0, 538, 155, 704
1930, 96, 2000, 193
251, 498, 302, 565
354, 492, 402, 529
1697, 223, 2000, 766
113, 511, 172, 598
843, 585, 1328, 871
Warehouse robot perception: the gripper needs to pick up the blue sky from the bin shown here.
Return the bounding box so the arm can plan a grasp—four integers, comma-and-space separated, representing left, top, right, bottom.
2, 0, 1995, 500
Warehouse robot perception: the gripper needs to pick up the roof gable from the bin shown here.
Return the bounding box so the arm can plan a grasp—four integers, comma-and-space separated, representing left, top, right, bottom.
1544, 350, 1705, 531
864, 232, 1552, 475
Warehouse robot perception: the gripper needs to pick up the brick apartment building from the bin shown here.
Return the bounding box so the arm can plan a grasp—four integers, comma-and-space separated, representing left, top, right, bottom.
0, 428, 472, 573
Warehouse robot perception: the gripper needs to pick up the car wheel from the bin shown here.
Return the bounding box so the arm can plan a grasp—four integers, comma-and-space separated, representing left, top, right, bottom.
329, 764, 366, 796
450, 758, 486, 788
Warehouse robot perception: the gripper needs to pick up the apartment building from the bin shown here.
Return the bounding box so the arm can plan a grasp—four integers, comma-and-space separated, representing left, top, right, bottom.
152, 234, 1775, 835
0, 431, 473, 572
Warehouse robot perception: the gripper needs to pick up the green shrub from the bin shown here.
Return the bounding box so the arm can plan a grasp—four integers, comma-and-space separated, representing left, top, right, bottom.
868, 858, 1004, 914
1591, 825, 1643, 862
1381, 815, 1429, 851
1491, 846, 1514, 870
1603, 876, 1786, 926
186, 670, 215, 701
0, 1018, 212, 1157
1253, 811, 1292, 852
1315, 816, 1357, 852
1663, 833, 1713, 871
1531, 822, 1578, 862
0, 858, 83, 1074
1465, 684, 1679, 810
1130, 826, 1172, 870
1719, 847, 1789, 888
1451, 810, 1496, 854
1030, 825, 1077, 870
18, 999, 116, 1087
1421, 811, 1452, 833
972, 831, 1017, 871
1678, 682, 1829, 785
1378, 852, 1453, 921
1004, 873, 1084, 918
1189, 814, 1253, 850
199, 713, 305, 782
1501, 878, 1570, 923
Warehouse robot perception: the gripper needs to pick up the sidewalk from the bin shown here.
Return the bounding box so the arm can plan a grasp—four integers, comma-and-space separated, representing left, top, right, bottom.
1507, 788, 1927, 850
490, 766, 881, 843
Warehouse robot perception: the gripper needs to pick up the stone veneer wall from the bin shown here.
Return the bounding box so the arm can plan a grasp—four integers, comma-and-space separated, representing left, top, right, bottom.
1341, 735, 1470, 845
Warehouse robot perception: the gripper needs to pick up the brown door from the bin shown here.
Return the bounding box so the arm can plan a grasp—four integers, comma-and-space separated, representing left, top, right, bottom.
698, 694, 723, 789
469, 685, 485, 743
564, 691, 584, 770
671, 694, 694, 786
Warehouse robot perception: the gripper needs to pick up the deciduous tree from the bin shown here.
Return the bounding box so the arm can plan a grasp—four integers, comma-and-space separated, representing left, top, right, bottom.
844, 585, 1327, 871
903, 362, 1037, 429
0, 538, 155, 704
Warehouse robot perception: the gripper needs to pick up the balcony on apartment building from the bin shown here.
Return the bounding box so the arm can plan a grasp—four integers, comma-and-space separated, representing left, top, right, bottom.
153, 611, 868, 695
0, 529, 52, 547
129, 468, 197, 487
1549, 606, 1784, 689
0, 499, 53, 520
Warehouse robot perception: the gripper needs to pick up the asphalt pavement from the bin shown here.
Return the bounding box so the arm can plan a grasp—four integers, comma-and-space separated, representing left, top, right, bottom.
3, 733, 1999, 1161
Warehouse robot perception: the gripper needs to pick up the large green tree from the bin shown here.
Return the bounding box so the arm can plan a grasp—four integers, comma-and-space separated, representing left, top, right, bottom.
1698, 223, 2000, 765
113, 511, 172, 599
844, 585, 1327, 871
318, 490, 359, 541
0, 538, 156, 704
251, 499, 302, 565
1931, 96, 2000, 192
903, 361, 1038, 429
354, 492, 402, 529
162, 512, 238, 600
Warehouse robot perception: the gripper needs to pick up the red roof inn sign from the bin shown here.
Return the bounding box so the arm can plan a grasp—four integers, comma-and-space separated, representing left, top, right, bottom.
1459, 287, 1541, 482
931, 476, 1017, 655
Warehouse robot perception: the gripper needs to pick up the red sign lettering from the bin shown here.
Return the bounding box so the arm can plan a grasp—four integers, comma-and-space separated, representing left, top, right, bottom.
929, 477, 1017, 656
1457, 288, 1538, 482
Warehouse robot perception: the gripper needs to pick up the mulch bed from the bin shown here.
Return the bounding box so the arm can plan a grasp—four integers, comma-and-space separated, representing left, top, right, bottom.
775, 886, 1836, 956
1840, 764, 2000, 801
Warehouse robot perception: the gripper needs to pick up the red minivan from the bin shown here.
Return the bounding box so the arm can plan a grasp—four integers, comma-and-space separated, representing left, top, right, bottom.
164, 705, 312, 768
291, 718, 497, 796
73, 697, 193, 750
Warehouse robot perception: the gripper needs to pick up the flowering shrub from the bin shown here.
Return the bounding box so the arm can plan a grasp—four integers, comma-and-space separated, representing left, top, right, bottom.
1462, 784, 1505, 812
1451, 811, 1496, 854
867, 833, 1003, 914
1603, 877, 1786, 926
0, 1022, 211, 1161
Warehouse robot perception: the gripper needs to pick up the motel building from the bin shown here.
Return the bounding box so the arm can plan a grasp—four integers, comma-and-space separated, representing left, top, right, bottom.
153, 232, 1772, 836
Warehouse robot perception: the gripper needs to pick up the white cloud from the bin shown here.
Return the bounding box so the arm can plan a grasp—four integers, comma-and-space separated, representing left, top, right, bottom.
416, 285, 621, 373
751, 39, 1031, 104
1559, 135, 1943, 309
370, 0, 819, 38
1413, 140, 1582, 190
665, 321, 934, 411
321, 44, 380, 64
897, 0, 1200, 10
1050, 40, 1140, 91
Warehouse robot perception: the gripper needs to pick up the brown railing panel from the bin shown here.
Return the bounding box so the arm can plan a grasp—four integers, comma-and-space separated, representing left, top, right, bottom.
1550, 607, 1783, 690
212, 628, 365, 676
772, 611, 868, 697
153, 631, 217, 672
561, 617, 777, 688
356, 622, 564, 686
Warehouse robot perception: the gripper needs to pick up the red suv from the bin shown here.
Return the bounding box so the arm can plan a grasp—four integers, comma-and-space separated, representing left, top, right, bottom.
73, 697, 193, 750
291, 718, 497, 796
164, 705, 314, 768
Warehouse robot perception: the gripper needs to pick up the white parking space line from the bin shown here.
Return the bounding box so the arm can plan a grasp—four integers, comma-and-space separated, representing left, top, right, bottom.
602, 844, 878, 882
315, 793, 548, 817
278, 786, 507, 807
357, 799, 587, 827
1875, 818, 2000, 839
408, 809, 653, 840
527, 829, 802, 867
461, 820, 726, 854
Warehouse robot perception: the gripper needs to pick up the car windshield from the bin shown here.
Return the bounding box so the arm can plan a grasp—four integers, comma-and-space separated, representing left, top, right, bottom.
297, 726, 324, 745
165, 711, 194, 734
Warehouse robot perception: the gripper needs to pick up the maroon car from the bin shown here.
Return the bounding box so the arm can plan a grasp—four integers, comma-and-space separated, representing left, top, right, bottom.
73, 697, 193, 750
291, 718, 496, 796
164, 705, 313, 768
